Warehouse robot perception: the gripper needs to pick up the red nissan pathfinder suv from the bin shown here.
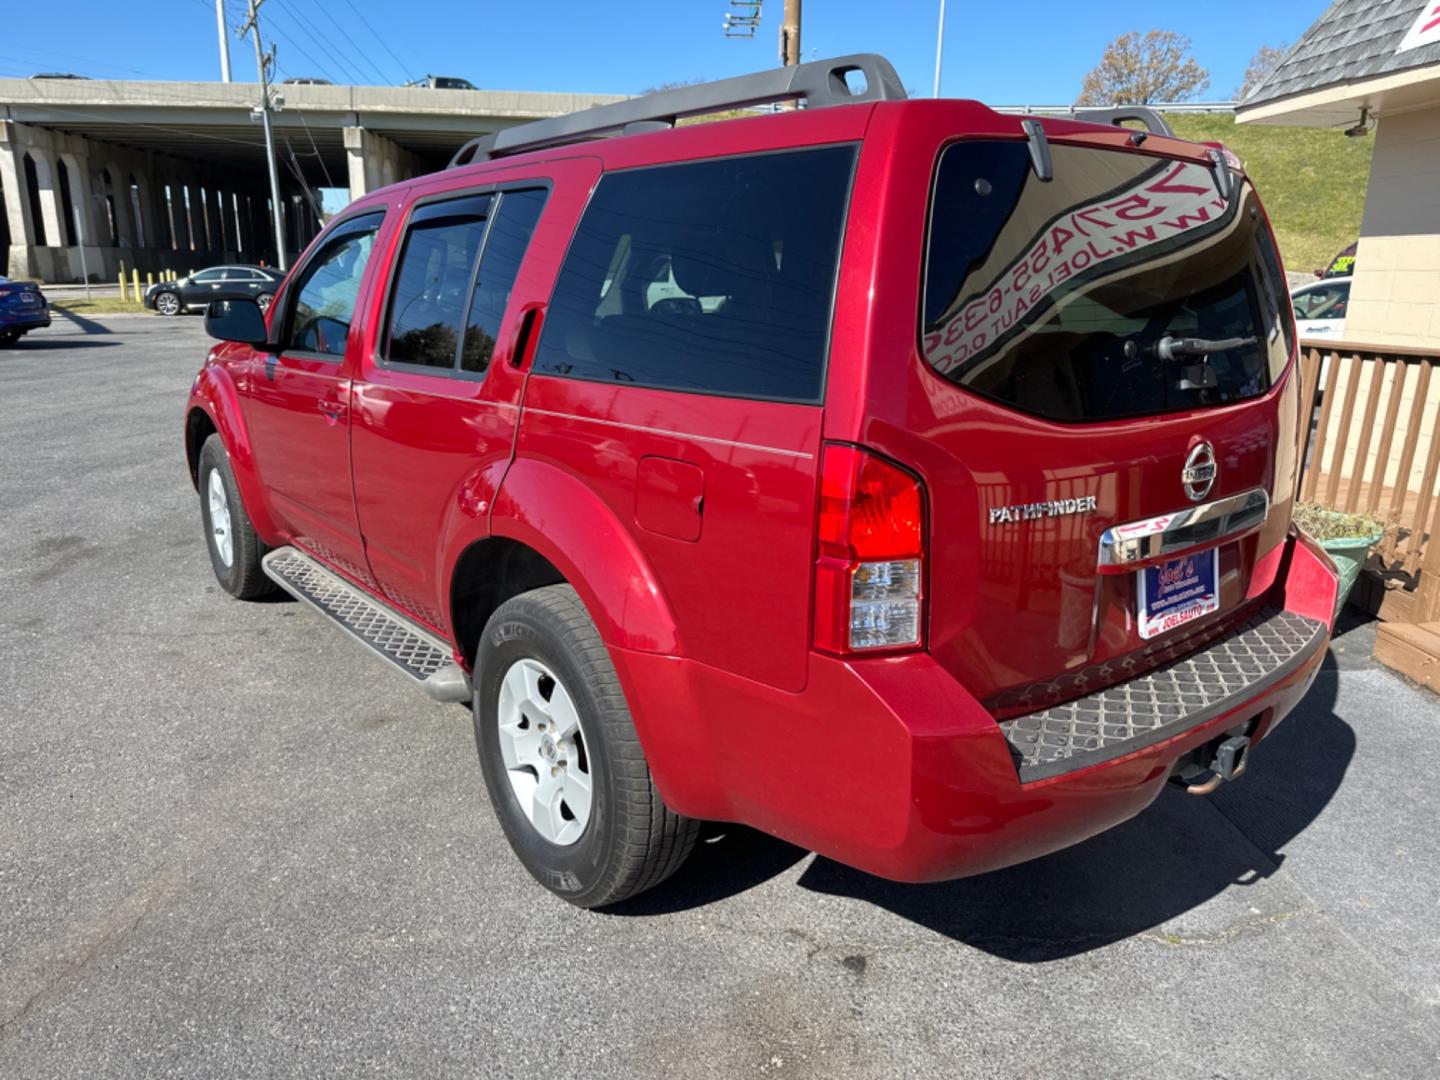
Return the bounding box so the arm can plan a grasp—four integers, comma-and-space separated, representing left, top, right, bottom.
186, 56, 1339, 907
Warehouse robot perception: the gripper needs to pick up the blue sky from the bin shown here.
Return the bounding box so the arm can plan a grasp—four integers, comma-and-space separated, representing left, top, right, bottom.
3, 0, 1330, 103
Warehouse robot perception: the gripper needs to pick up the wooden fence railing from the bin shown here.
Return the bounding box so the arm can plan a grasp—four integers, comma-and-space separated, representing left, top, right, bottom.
1297, 339, 1440, 624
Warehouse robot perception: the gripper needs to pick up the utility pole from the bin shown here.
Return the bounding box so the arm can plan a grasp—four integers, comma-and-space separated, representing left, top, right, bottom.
780, 0, 801, 67
239, 0, 287, 269
933, 0, 946, 97
216, 0, 232, 82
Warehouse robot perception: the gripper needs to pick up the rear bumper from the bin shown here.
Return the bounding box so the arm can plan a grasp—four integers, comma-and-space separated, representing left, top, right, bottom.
0, 308, 50, 331
614, 528, 1338, 883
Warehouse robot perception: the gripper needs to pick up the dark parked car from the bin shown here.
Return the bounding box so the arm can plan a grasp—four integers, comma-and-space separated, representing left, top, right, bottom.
0, 276, 50, 346
145, 266, 284, 317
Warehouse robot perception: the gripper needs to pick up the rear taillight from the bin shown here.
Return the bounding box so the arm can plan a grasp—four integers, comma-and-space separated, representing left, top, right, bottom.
814, 444, 925, 654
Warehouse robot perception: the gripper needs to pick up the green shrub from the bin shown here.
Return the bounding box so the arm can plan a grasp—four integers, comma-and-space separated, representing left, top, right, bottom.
1291, 501, 1385, 542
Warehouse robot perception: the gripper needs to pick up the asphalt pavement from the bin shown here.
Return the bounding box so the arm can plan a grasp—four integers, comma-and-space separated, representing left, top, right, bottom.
2, 313, 1438, 1079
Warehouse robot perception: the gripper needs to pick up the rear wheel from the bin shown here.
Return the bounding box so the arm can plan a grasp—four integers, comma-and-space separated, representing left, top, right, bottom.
256, 293, 274, 313
197, 434, 275, 599
155, 291, 182, 316
0, 329, 20, 348
473, 585, 698, 908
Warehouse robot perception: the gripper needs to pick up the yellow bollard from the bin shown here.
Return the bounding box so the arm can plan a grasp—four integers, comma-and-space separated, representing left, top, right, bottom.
118, 273, 128, 301
132, 269, 141, 303
146, 272, 154, 288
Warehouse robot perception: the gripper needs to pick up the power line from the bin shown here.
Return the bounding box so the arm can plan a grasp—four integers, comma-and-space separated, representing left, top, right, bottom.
270, 0, 367, 85
338, 0, 417, 84
304, 0, 392, 85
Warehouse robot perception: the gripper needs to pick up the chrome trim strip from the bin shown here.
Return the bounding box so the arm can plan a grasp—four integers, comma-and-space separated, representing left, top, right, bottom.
1099, 488, 1269, 568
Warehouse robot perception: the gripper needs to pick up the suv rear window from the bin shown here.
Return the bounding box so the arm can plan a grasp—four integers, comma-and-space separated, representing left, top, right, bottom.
534, 145, 856, 403
921, 141, 1290, 422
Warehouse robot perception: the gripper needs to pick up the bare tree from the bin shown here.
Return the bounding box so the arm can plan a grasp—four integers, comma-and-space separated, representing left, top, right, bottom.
1237, 43, 1289, 100
1076, 30, 1211, 105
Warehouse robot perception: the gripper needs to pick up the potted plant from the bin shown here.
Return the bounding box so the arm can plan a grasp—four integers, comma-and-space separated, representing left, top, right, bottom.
1291, 501, 1387, 620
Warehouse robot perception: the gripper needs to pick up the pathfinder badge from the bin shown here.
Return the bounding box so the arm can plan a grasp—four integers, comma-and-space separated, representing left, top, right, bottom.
988, 495, 1098, 525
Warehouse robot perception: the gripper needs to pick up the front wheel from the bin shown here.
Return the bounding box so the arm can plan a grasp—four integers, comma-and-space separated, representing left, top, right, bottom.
256, 293, 273, 313
155, 291, 182, 316
473, 585, 698, 908
197, 434, 275, 599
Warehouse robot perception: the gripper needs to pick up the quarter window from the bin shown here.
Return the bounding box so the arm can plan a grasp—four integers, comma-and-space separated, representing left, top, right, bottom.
533, 146, 856, 402
283, 212, 383, 358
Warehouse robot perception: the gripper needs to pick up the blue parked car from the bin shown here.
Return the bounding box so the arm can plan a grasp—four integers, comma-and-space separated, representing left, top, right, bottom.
0, 276, 50, 347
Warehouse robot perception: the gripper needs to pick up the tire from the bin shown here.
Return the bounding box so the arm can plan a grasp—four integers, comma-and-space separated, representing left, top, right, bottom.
473, 585, 698, 908
155, 290, 182, 316
256, 293, 274, 314
197, 434, 275, 599
0, 329, 19, 348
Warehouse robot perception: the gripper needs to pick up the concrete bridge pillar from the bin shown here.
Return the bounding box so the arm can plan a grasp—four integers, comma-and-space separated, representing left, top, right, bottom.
0, 121, 40, 278
343, 126, 420, 202
26, 149, 66, 254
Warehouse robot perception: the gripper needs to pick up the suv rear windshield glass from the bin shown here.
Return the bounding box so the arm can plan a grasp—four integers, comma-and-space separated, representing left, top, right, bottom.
534, 145, 856, 403
921, 140, 1290, 422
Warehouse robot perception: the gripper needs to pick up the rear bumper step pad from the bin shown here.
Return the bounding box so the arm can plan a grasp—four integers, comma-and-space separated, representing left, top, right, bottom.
1000, 607, 1326, 782
261, 547, 470, 701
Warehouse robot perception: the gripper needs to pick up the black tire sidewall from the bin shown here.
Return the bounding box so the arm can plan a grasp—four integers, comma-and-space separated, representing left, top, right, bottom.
474, 602, 619, 905
198, 439, 246, 595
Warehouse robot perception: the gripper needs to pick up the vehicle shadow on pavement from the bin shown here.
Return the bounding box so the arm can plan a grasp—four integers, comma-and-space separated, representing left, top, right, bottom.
795, 653, 1352, 960
3, 338, 122, 351
614, 654, 1353, 960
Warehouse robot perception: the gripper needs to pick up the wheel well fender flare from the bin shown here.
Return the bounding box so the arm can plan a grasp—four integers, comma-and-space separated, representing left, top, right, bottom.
489, 457, 680, 656
185, 366, 280, 540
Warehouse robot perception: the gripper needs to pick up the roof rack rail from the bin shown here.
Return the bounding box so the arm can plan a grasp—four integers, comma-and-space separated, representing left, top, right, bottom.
1062, 106, 1175, 137
447, 53, 906, 168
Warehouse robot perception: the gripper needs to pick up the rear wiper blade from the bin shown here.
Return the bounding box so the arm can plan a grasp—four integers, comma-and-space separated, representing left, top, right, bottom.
1125, 334, 1257, 362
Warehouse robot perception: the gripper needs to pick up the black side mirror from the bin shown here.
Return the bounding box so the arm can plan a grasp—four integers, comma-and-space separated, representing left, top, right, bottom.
205, 298, 270, 347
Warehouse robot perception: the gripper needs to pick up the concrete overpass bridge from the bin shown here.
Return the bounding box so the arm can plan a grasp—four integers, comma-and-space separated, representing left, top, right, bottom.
0, 79, 622, 282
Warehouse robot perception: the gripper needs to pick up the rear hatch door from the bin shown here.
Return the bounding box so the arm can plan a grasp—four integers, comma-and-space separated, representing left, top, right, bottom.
879, 122, 1299, 713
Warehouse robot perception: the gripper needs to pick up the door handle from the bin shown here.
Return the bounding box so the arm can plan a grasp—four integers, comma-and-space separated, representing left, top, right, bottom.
319, 400, 346, 421
509, 304, 544, 368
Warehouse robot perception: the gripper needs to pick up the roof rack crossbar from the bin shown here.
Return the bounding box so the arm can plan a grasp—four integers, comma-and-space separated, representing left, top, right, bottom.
446, 53, 905, 168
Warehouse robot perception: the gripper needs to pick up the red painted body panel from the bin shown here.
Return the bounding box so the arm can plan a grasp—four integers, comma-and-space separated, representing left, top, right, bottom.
615, 531, 1335, 881
185, 95, 1340, 884
350, 159, 602, 634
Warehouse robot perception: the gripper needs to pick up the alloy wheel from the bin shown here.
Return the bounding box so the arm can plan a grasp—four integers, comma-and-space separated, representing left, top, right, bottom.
495, 657, 593, 846
207, 469, 233, 567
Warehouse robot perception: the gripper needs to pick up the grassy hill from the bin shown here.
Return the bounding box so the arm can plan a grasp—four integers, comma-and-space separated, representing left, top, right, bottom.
1164, 113, 1373, 276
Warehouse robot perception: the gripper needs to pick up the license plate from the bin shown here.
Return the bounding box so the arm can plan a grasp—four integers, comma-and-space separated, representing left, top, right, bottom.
1137, 548, 1219, 640
18, 294, 39, 306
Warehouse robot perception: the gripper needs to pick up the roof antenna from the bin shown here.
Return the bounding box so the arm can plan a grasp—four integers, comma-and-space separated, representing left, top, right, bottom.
1021, 119, 1053, 182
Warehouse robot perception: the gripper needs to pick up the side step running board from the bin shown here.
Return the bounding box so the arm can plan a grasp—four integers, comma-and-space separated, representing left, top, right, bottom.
261, 546, 472, 704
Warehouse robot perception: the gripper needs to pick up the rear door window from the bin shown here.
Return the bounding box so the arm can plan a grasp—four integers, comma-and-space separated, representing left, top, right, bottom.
922, 141, 1291, 422
381, 188, 548, 374
533, 145, 856, 403
384, 194, 493, 369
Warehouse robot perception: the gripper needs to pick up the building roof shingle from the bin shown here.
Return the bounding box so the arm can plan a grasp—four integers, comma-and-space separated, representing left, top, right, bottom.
1244, 0, 1440, 108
